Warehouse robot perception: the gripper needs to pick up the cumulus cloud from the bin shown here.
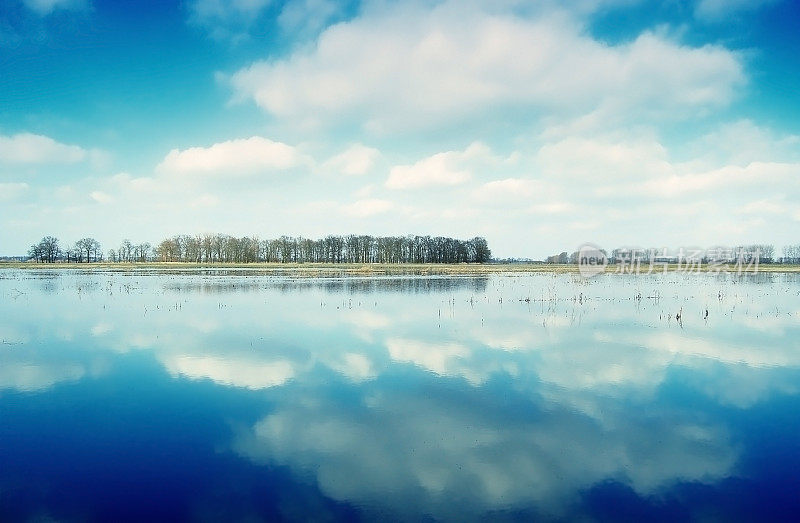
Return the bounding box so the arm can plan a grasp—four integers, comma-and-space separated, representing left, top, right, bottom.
324, 143, 381, 176
636, 330, 800, 368
31, 122, 800, 258
227, 1, 744, 132
0, 359, 85, 391
89, 190, 113, 204
326, 352, 376, 381
277, 0, 344, 37
161, 355, 296, 390
90, 322, 113, 336
386, 142, 490, 189
690, 119, 800, 165
156, 136, 310, 178
387, 337, 472, 379
0, 330, 99, 392
537, 135, 673, 182
623, 161, 800, 198
0, 133, 88, 164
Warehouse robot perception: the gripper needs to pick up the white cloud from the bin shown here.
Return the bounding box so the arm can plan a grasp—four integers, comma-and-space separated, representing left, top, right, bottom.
326, 352, 376, 381
0, 340, 98, 393
387, 337, 469, 375
0, 133, 88, 164
161, 355, 295, 390
738, 198, 798, 220
0, 182, 30, 201
20, 120, 800, 259
386, 155, 468, 189
342, 310, 391, 330
637, 331, 800, 368
89, 190, 113, 204
325, 143, 381, 176
227, 2, 744, 132
0, 360, 85, 391
90, 322, 113, 336
386, 142, 490, 189
627, 162, 799, 198
156, 136, 310, 178
537, 135, 673, 181
690, 119, 800, 165
278, 0, 343, 37
107, 172, 161, 194
386, 337, 491, 385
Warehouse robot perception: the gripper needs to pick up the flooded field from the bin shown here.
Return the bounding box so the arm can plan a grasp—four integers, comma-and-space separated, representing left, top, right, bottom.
1, 268, 799, 521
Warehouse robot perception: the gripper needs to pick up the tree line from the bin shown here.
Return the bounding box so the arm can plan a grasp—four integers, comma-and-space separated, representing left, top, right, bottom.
28, 236, 102, 263
26, 234, 492, 264
545, 244, 798, 264
783, 244, 800, 264
152, 234, 491, 264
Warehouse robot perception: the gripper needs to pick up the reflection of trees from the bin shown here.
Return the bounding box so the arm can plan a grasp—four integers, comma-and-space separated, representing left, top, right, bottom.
276, 276, 489, 295
161, 276, 489, 295
31, 272, 62, 294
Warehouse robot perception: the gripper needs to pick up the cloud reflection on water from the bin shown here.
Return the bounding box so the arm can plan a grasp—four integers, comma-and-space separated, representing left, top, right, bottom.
234, 387, 735, 519
1, 270, 799, 519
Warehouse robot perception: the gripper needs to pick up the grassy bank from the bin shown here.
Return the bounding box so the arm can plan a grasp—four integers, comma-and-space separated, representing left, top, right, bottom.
2, 261, 800, 275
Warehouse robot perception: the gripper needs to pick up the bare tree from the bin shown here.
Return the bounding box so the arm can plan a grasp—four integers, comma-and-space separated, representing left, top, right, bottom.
75, 238, 101, 262
28, 236, 60, 263
119, 239, 133, 262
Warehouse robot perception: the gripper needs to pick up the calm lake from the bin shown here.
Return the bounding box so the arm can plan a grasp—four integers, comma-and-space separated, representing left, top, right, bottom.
1, 268, 799, 521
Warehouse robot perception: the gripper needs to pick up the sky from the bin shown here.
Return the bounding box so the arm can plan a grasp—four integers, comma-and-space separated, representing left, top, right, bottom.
1, 0, 799, 259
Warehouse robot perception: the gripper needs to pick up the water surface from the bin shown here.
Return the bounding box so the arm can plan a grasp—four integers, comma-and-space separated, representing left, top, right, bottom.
1, 269, 799, 521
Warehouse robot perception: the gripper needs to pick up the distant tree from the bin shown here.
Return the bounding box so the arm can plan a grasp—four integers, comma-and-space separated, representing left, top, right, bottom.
63, 244, 77, 263
757, 244, 775, 263
119, 239, 133, 262
782, 244, 800, 264
469, 237, 491, 263
29, 236, 60, 263
75, 237, 101, 262
137, 242, 151, 262
156, 238, 179, 261
28, 243, 43, 262
75, 238, 88, 262
30, 233, 494, 265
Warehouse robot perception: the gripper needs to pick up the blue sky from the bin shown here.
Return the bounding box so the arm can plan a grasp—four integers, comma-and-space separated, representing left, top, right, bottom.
1, 0, 799, 258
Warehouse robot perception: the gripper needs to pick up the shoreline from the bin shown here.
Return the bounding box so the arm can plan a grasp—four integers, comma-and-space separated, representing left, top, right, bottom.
2, 261, 799, 275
